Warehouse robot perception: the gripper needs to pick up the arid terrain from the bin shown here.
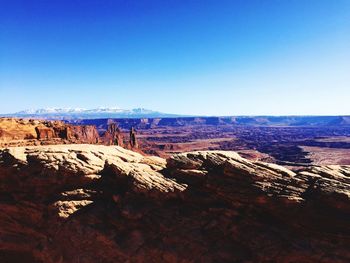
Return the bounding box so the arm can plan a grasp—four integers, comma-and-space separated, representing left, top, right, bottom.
0, 118, 100, 147
0, 118, 137, 150
0, 144, 349, 262
69, 117, 350, 167
2, 116, 350, 167
1, 117, 350, 262
2, 0, 349, 261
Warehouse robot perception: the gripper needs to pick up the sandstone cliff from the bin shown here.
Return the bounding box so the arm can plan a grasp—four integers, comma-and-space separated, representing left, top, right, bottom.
101, 123, 124, 146
0, 145, 349, 262
0, 118, 100, 147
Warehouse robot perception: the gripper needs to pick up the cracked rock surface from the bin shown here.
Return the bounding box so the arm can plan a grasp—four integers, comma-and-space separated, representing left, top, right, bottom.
0, 145, 349, 262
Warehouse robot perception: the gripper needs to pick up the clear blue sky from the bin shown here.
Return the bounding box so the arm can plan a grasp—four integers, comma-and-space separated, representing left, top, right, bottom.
0, 0, 349, 115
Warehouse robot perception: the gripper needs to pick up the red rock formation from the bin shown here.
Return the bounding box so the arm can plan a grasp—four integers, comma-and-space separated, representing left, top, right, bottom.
0, 118, 100, 147
102, 123, 124, 146
65, 125, 100, 144
35, 127, 55, 140
0, 145, 349, 262
129, 127, 138, 148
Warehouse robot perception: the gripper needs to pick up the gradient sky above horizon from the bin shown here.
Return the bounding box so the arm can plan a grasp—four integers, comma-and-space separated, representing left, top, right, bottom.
0, 0, 349, 115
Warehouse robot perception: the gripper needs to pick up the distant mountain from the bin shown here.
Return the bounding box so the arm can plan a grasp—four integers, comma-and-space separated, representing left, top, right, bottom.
2, 107, 181, 119
2, 109, 350, 126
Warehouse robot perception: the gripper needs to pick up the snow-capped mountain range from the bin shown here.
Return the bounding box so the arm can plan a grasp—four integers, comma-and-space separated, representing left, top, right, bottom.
3, 107, 180, 119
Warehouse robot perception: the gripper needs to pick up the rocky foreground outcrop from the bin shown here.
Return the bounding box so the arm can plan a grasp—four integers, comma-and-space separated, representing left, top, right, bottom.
0, 145, 349, 263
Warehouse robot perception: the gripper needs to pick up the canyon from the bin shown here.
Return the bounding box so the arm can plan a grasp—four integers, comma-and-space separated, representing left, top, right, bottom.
2, 116, 350, 167
68, 116, 350, 129
1, 117, 350, 262
0, 118, 99, 147
0, 118, 136, 150
2, 0, 348, 262
69, 117, 350, 166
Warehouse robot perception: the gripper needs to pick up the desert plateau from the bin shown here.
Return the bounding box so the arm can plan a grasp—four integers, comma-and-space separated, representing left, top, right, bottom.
0, 117, 350, 262
1, 0, 349, 262
70, 116, 350, 167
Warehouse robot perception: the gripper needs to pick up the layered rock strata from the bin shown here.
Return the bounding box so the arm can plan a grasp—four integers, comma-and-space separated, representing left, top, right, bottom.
0, 145, 349, 262
0, 118, 99, 147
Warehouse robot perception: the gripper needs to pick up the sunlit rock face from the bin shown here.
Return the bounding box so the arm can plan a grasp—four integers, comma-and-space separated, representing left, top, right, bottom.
0, 118, 100, 147
0, 145, 349, 263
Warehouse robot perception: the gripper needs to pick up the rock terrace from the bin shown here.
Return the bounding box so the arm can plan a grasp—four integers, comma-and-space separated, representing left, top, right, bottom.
0, 144, 349, 262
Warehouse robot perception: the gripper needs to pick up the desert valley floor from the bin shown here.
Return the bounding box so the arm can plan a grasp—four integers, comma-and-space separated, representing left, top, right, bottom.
68, 116, 350, 167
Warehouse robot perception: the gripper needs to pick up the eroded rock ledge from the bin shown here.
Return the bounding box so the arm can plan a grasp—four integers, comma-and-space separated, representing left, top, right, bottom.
0, 145, 349, 263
